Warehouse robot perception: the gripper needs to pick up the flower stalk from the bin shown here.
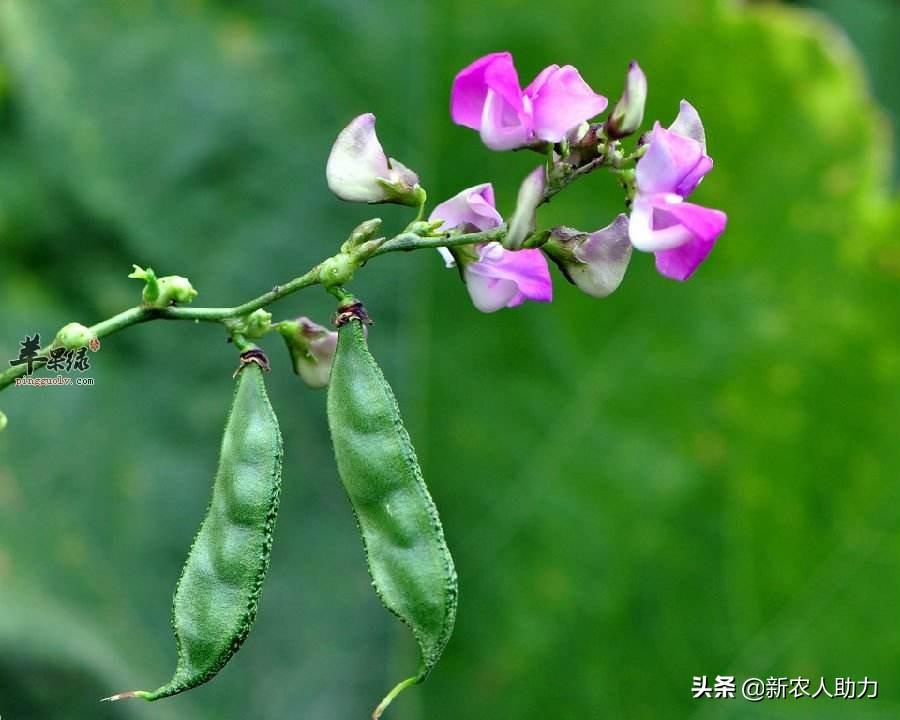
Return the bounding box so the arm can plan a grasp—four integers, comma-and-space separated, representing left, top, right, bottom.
0, 223, 510, 392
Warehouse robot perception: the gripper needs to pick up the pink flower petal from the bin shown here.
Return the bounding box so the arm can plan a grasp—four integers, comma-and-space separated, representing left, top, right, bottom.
464, 243, 552, 312
451, 52, 522, 129
429, 183, 503, 232
675, 155, 713, 197
480, 88, 531, 150
664, 201, 727, 242
528, 65, 607, 142
654, 235, 716, 281
651, 202, 726, 281
484, 54, 526, 116
628, 194, 693, 251
635, 123, 706, 196
463, 272, 522, 312
669, 99, 706, 152
522, 64, 560, 98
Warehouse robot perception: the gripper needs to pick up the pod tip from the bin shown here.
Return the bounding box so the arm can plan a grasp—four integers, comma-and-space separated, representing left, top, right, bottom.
101, 690, 150, 702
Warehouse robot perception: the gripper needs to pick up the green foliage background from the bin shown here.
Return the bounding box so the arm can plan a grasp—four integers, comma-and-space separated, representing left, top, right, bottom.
0, 1, 897, 718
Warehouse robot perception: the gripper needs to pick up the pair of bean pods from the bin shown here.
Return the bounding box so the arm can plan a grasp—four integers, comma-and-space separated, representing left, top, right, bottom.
105, 301, 457, 719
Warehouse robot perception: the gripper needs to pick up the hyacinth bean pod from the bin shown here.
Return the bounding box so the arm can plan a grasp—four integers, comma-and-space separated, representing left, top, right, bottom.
326, 302, 457, 719
104, 351, 283, 702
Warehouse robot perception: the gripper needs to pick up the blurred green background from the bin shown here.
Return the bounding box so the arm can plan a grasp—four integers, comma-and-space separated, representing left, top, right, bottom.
0, 0, 898, 718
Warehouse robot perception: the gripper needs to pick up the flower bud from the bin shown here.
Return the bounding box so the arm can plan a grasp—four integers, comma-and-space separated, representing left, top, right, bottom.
155, 275, 198, 305
326, 113, 424, 206
55, 322, 97, 350
233, 309, 272, 339
607, 61, 647, 140
341, 218, 383, 253
504, 166, 546, 250
276, 317, 339, 389
544, 215, 632, 298
129, 265, 198, 307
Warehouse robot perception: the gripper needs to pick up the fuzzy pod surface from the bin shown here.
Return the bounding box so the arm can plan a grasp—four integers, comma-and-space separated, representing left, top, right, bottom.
106, 356, 283, 702
327, 309, 457, 717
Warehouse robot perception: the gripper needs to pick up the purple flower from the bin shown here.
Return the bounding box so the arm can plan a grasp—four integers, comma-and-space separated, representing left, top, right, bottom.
629, 101, 727, 281
464, 243, 553, 312
326, 113, 422, 205
451, 52, 607, 151
430, 183, 552, 312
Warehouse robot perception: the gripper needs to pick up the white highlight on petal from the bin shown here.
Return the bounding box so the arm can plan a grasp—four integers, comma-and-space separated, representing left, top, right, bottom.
628, 193, 694, 252
479, 89, 529, 151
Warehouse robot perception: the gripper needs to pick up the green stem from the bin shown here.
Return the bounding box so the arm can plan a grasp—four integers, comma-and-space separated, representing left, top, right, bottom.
161, 267, 321, 321
374, 226, 506, 255
541, 155, 607, 207
0, 226, 504, 393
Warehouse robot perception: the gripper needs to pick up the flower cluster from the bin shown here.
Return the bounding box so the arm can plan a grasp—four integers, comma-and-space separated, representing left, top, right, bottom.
324, 51, 727, 318
450, 51, 607, 151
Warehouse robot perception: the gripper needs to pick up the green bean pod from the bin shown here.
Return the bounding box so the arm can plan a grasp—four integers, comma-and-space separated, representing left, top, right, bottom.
105, 352, 283, 702
326, 304, 458, 719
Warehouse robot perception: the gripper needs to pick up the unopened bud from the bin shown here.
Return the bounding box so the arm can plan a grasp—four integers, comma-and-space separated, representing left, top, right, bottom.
341, 218, 383, 253
504, 166, 546, 250
55, 322, 97, 350
233, 309, 273, 339
607, 61, 647, 140
129, 265, 198, 307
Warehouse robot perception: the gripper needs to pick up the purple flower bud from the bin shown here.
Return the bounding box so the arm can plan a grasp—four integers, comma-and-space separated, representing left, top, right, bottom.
451, 52, 607, 151
504, 166, 546, 250
629, 101, 727, 280
607, 61, 647, 140
430, 183, 552, 312
430, 183, 503, 234
326, 113, 422, 205
277, 317, 339, 388
546, 215, 632, 298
